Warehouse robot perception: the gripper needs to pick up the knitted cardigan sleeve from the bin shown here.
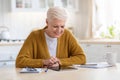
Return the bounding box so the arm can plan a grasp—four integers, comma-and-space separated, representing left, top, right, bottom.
15, 31, 44, 68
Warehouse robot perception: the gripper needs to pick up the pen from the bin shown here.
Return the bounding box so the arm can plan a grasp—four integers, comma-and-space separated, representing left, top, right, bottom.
45, 68, 48, 72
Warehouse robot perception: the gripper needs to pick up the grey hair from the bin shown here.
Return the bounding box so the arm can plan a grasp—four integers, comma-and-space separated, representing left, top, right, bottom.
47, 6, 68, 21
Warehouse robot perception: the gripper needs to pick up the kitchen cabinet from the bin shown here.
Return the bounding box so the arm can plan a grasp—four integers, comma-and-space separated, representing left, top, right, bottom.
11, 0, 79, 12
80, 43, 120, 63
0, 43, 23, 67
11, 0, 46, 12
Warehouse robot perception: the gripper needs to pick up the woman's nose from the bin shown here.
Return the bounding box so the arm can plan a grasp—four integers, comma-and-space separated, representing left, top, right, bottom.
57, 27, 62, 32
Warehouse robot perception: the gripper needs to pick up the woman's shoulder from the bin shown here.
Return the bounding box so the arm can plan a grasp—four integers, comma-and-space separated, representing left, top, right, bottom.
28, 28, 44, 38
63, 28, 73, 36
31, 28, 44, 34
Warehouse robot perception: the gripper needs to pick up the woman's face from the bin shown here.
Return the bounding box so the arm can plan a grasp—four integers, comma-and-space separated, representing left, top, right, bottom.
46, 18, 66, 38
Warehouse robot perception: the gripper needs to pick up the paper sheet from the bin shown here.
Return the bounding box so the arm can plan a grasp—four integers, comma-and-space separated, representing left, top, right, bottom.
80, 63, 113, 68
20, 68, 42, 73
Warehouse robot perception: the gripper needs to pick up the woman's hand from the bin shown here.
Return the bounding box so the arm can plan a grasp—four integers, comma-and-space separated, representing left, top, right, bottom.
43, 56, 61, 67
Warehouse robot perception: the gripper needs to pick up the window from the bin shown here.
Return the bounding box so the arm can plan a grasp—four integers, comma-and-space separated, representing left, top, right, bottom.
93, 0, 120, 39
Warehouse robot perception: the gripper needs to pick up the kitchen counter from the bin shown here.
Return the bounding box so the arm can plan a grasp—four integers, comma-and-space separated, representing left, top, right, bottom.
1, 39, 120, 45
0, 39, 24, 46
79, 39, 120, 44
0, 42, 24, 46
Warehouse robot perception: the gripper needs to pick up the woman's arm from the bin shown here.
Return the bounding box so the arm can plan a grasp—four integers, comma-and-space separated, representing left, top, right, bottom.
16, 32, 44, 68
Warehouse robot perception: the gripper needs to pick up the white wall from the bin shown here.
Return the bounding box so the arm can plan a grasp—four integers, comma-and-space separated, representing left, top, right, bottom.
0, 0, 90, 40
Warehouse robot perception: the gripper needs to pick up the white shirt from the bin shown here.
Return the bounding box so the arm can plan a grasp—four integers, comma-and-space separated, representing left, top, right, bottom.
44, 32, 57, 57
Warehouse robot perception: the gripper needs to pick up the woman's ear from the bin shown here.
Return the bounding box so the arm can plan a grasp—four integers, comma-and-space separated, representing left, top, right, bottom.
46, 19, 48, 25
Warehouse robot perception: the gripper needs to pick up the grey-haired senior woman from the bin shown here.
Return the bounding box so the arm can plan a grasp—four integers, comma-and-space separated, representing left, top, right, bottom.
16, 6, 86, 70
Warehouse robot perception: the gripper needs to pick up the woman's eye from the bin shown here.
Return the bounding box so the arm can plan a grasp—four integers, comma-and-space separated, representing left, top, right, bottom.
53, 25, 65, 28
61, 26, 64, 28
53, 26, 58, 28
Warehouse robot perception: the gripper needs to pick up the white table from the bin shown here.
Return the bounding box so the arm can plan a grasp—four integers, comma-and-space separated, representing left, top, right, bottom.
1, 64, 120, 80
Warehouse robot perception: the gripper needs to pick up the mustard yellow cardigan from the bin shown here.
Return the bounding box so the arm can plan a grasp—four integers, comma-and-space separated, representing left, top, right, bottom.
16, 28, 86, 68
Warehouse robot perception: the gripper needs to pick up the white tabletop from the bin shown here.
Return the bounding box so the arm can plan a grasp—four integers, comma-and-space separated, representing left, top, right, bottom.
1, 64, 120, 80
